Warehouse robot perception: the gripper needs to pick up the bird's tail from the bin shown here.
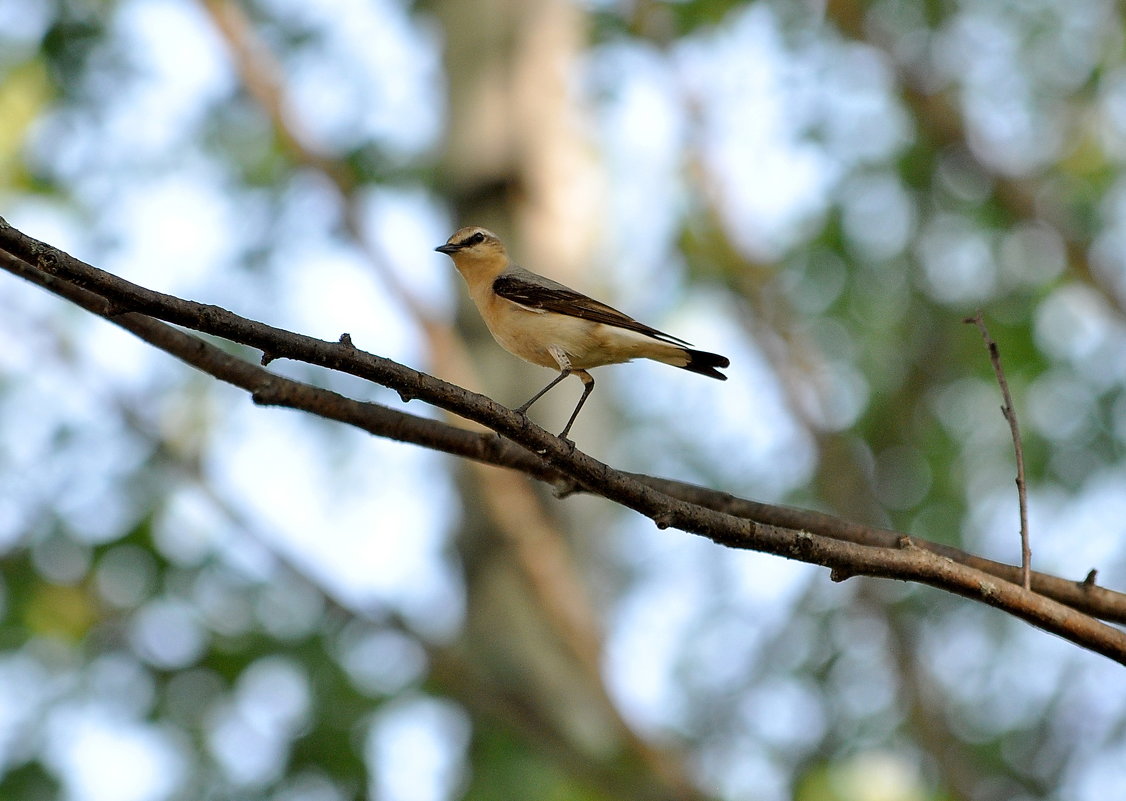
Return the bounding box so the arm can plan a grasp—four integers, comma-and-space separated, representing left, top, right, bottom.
675, 347, 729, 380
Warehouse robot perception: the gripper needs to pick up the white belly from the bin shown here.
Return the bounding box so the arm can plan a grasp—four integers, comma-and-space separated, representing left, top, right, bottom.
477, 295, 680, 370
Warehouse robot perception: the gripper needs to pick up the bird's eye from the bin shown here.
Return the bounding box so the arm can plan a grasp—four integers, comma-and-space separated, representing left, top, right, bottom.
469, 232, 486, 245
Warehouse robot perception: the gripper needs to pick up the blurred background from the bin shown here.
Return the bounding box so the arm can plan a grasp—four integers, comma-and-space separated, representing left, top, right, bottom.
2, 0, 1126, 799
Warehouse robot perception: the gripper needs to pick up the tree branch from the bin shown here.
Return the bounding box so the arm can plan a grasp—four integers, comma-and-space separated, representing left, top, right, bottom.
3, 219, 1126, 664
965, 312, 1032, 590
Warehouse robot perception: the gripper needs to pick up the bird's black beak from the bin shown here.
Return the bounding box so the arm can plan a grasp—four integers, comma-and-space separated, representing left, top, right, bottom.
435, 243, 462, 254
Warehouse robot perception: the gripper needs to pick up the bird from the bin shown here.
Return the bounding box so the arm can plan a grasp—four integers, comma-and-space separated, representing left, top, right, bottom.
435, 226, 729, 441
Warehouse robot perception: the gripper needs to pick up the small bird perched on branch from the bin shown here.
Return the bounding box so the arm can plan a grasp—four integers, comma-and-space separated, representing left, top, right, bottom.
436, 226, 729, 441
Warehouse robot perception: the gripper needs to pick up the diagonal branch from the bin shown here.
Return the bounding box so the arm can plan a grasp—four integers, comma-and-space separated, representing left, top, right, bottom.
7, 251, 1117, 633
3, 219, 1126, 665
188, 10, 645, 775
3, 243, 1117, 623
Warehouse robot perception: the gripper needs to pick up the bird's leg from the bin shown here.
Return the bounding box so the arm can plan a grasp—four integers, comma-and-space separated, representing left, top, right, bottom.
516, 347, 593, 443
515, 370, 571, 414
558, 370, 595, 441
517, 345, 575, 416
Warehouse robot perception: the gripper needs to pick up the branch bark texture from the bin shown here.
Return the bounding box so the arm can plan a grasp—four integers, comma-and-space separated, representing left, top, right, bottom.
3, 218, 1126, 664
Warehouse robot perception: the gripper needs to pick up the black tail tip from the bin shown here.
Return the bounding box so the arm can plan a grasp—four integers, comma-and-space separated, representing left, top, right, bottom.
683, 349, 729, 380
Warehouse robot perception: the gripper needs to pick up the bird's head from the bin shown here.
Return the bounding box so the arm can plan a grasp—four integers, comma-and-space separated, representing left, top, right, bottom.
435, 227, 508, 273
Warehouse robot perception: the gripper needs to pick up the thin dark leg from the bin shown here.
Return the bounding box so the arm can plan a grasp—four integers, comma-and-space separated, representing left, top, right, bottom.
558, 371, 595, 441
515, 370, 571, 414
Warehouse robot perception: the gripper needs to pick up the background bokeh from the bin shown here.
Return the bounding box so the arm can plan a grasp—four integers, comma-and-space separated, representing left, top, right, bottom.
3, 0, 1126, 799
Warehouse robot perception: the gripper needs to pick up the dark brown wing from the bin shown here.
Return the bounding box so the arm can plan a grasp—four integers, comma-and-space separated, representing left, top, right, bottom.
493, 270, 692, 347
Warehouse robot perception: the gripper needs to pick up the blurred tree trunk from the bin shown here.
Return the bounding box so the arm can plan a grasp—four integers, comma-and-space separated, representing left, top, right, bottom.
430, 1, 695, 798
434, 0, 605, 438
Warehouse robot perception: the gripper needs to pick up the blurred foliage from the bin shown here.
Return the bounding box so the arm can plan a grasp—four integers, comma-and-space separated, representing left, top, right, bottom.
3, 0, 1126, 800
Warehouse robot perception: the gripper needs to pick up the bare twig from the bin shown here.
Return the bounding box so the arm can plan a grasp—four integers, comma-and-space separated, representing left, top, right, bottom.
5, 223, 1126, 664
965, 312, 1031, 590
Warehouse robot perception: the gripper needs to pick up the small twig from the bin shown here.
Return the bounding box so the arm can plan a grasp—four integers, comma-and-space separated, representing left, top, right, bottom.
965, 311, 1031, 590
